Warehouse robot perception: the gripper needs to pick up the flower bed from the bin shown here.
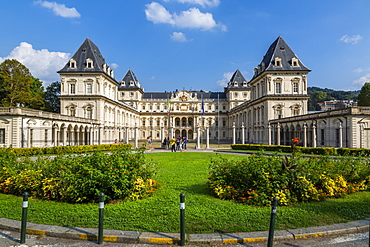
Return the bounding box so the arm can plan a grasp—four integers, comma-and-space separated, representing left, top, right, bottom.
0, 148, 158, 203
207, 153, 370, 206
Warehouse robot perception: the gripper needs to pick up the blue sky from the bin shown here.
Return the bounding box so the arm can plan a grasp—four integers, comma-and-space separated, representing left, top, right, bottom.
1, 0, 370, 92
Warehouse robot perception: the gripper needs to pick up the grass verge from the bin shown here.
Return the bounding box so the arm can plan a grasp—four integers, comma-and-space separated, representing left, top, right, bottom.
1, 152, 369, 233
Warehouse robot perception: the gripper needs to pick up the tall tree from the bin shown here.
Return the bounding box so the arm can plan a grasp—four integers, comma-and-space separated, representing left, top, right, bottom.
358, 82, 370, 106
44, 81, 60, 113
29, 77, 45, 110
0, 59, 44, 108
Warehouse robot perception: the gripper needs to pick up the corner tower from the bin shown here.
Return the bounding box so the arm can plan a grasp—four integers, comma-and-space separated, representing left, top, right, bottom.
58, 38, 119, 120
249, 36, 310, 121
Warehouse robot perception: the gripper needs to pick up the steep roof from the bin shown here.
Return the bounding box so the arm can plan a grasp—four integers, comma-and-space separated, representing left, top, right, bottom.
119, 69, 142, 89
253, 36, 310, 78
226, 69, 249, 89
58, 38, 111, 75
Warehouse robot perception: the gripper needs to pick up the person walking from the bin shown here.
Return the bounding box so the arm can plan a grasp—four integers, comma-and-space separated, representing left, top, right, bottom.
170, 137, 176, 152
163, 138, 167, 149
147, 136, 152, 149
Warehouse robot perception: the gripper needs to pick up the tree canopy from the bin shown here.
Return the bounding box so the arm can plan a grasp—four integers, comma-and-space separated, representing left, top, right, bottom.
0, 59, 44, 109
44, 81, 60, 113
358, 82, 370, 106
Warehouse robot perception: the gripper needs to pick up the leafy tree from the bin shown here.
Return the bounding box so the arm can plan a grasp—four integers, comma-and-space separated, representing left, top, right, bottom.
29, 77, 45, 110
358, 82, 370, 106
0, 59, 44, 108
44, 81, 60, 113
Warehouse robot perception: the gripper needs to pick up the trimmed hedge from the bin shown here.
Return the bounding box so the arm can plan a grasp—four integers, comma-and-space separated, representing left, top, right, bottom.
231, 144, 370, 156
9, 144, 132, 156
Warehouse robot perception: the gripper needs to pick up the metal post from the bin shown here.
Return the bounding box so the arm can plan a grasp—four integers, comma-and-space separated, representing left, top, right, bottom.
20, 192, 29, 244
179, 193, 185, 246
267, 197, 278, 247
98, 193, 104, 244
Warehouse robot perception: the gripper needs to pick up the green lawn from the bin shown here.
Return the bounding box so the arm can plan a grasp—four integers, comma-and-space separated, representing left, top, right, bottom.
1, 152, 369, 233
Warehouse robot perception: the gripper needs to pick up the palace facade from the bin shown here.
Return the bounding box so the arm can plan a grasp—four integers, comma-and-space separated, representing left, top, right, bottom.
1, 37, 370, 148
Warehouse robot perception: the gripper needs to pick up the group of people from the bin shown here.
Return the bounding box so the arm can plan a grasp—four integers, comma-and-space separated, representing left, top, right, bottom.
163, 137, 188, 152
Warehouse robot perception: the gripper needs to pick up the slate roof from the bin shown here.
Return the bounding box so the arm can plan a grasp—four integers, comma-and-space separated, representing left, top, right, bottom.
226, 69, 249, 89
58, 38, 112, 76
119, 69, 142, 89
142, 91, 226, 100
253, 36, 310, 78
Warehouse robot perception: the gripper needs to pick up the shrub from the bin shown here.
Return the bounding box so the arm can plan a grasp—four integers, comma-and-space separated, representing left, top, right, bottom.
10, 144, 132, 156
0, 148, 158, 203
207, 153, 370, 206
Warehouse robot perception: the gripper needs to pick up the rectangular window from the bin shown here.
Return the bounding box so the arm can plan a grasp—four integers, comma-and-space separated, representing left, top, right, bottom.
44, 129, 48, 145
276, 109, 282, 119
142, 105, 146, 110
70, 84, 76, 94
30, 129, 33, 146
321, 129, 325, 145
275, 82, 281, 94
70, 108, 76, 117
0, 129, 5, 143
157, 105, 160, 110
86, 109, 92, 119
293, 82, 298, 93
87, 84, 92, 94
142, 120, 145, 126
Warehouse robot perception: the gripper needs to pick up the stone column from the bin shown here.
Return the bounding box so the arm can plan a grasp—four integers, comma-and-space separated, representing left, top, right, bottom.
125, 123, 129, 144
161, 123, 164, 143
232, 122, 236, 144
89, 127, 93, 145
303, 124, 307, 147
206, 125, 210, 149
312, 124, 317, 148
241, 122, 245, 144
196, 127, 200, 149
277, 123, 281, 146
268, 122, 271, 145
99, 127, 104, 145
134, 123, 138, 149
339, 122, 343, 148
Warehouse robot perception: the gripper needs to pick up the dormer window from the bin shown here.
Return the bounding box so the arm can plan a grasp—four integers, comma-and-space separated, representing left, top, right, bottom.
234, 81, 238, 87
243, 81, 247, 86
274, 57, 282, 67
292, 57, 299, 67
86, 58, 93, 69
130, 81, 134, 86
69, 59, 76, 69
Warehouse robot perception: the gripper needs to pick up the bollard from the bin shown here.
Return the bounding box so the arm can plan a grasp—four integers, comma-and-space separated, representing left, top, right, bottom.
179, 193, 185, 246
98, 193, 104, 244
20, 192, 29, 244
267, 197, 278, 247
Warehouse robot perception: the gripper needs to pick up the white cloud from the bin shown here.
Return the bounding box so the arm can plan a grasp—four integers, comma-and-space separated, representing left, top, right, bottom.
0, 42, 70, 85
353, 67, 370, 73
170, 32, 190, 42
353, 73, 370, 87
339, 34, 362, 44
217, 71, 234, 87
110, 63, 119, 69
145, 2, 226, 31
145, 2, 174, 24
35, 0, 81, 18
164, 0, 220, 7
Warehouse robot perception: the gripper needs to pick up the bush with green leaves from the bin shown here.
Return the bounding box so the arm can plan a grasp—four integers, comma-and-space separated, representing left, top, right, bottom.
207, 153, 370, 206
0, 148, 158, 203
